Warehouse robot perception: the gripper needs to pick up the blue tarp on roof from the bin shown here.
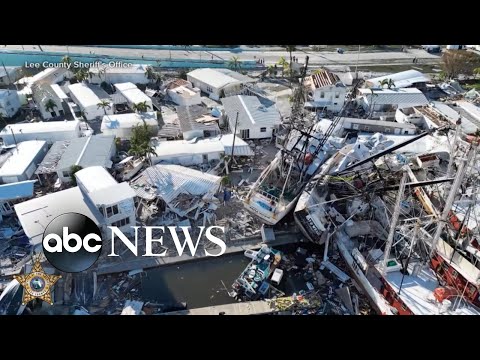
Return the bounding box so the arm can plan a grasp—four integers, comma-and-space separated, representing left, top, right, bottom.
0, 180, 36, 201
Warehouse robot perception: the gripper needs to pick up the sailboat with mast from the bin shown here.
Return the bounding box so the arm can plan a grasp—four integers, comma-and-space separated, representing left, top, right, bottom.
243, 67, 360, 225
294, 124, 480, 314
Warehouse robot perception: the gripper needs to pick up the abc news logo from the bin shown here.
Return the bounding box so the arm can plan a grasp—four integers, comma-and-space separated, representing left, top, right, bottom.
42, 212, 228, 273
42, 213, 102, 273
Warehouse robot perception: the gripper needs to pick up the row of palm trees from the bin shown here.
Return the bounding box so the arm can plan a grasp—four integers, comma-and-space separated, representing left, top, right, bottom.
96, 100, 151, 116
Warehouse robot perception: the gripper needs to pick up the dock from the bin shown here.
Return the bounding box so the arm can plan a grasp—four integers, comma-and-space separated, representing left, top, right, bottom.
162, 300, 274, 315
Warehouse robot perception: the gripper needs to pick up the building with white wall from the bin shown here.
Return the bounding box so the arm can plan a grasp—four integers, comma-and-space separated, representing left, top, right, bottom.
187, 68, 255, 101
0, 89, 21, 118
303, 69, 346, 113
113, 82, 153, 110
14, 186, 105, 246
89, 64, 150, 85
31, 83, 73, 120
54, 135, 116, 183
67, 83, 113, 120
221, 95, 282, 139
166, 79, 201, 106
18, 68, 73, 88
365, 70, 431, 90
101, 112, 158, 139
357, 88, 430, 116
0, 66, 21, 86
0, 141, 48, 183
177, 105, 221, 140
151, 138, 225, 166
75, 166, 136, 235
340, 117, 417, 135
0, 120, 81, 146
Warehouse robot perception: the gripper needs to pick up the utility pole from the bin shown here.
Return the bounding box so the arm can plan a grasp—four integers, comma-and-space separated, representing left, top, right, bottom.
10, 127, 18, 153
429, 144, 477, 257
230, 111, 239, 167
355, 45, 361, 80
380, 168, 408, 275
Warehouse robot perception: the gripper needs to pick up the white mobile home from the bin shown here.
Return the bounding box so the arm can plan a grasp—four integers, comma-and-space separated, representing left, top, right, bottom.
340, 117, 417, 135
75, 166, 136, 235
151, 138, 225, 166
0, 120, 81, 146
187, 68, 255, 100
55, 135, 116, 183
365, 70, 431, 90
89, 64, 150, 85
357, 88, 429, 117
221, 95, 282, 139
304, 69, 347, 113
0, 89, 21, 118
67, 83, 113, 120
0, 141, 48, 183
101, 112, 158, 139
113, 82, 153, 110
0, 66, 20, 86
166, 80, 202, 107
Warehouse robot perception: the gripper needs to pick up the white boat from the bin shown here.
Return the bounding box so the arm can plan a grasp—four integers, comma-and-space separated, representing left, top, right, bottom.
243, 123, 343, 225
115, 156, 145, 181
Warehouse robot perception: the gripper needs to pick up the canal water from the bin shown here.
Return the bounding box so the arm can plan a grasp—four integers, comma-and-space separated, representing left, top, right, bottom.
0, 50, 258, 69
140, 243, 319, 309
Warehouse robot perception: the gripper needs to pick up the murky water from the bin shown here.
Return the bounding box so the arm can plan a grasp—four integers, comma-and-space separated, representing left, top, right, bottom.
140, 254, 250, 309
140, 243, 319, 309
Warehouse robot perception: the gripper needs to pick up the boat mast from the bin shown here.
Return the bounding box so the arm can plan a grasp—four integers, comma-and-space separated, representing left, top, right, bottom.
445, 118, 462, 191
429, 144, 477, 257
399, 221, 420, 295
380, 168, 408, 275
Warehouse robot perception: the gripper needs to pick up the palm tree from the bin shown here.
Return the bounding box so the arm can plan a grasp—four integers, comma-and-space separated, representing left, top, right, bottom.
378, 79, 389, 88
379, 78, 395, 89
62, 55, 72, 67
145, 66, 157, 82
278, 57, 288, 77
97, 100, 111, 115
75, 68, 89, 82
228, 56, 241, 71
284, 45, 297, 79
44, 99, 58, 115
267, 65, 276, 77
78, 110, 88, 121
129, 122, 157, 165
132, 101, 151, 113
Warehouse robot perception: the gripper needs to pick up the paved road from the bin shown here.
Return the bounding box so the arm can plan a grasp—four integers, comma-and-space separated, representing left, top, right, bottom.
2, 45, 442, 67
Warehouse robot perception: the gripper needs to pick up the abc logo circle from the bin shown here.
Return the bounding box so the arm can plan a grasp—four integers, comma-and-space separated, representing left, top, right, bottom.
42, 213, 103, 273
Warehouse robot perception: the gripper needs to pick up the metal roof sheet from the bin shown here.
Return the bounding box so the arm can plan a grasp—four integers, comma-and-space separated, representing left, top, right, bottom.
56, 135, 115, 170
130, 164, 221, 202
221, 95, 281, 129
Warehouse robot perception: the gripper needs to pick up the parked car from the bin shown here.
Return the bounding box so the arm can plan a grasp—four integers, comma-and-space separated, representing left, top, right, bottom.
336, 48, 344, 54
422, 45, 441, 53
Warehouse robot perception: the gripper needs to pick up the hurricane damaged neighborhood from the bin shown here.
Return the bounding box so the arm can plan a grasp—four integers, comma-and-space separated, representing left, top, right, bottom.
2, 44, 480, 315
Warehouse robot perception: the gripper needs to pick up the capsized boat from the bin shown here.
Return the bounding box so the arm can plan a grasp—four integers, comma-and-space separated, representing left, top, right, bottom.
243, 121, 344, 225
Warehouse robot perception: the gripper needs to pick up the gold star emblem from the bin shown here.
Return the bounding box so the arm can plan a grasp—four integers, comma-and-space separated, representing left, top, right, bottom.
14, 257, 62, 305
